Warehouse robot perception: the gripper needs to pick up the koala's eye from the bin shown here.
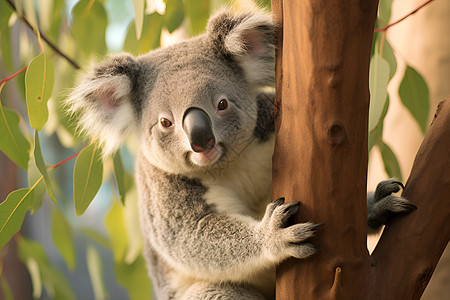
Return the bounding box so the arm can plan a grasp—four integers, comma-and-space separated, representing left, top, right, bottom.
217, 99, 228, 111
160, 118, 173, 128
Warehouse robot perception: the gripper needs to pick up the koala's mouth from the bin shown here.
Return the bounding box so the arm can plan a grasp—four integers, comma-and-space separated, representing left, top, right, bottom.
189, 144, 224, 167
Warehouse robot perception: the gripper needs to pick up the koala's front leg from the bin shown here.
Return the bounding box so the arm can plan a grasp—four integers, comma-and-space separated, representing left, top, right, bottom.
367, 179, 417, 233
157, 198, 319, 283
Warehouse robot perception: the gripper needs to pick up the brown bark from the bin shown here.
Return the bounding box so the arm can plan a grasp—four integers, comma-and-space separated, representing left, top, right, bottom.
369, 98, 450, 300
271, 1, 378, 299
271, 0, 450, 299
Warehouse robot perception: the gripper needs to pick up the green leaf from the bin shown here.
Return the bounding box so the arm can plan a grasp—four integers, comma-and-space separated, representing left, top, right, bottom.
113, 151, 127, 204
378, 141, 402, 181
51, 209, 76, 270
185, 0, 209, 36
0, 22, 14, 71
114, 256, 152, 300
28, 147, 46, 215
105, 201, 127, 262
74, 143, 103, 215
399, 65, 429, 134
124, 12, 164, 56
381, 40, 397, 80
255, 0, 271, 9
0, 276, 14, 300
378, 0, 392, 27
132, 0, 145, 39
0, 105, 30, 170
369, 53, 390, 132
369, 97, 389, 153
34, 131, 56, 203
87, 246, 108, 300
18, 237, 76, 300
0, 188, 34, 249
71, 0, 108, 57
26, 257, 42, 299
164, 0, 184, 33
25, 52, 54, 131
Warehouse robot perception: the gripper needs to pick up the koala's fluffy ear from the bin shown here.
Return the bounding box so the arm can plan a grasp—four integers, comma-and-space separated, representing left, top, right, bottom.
207, 9, 276, 87
66, 53, 142, 157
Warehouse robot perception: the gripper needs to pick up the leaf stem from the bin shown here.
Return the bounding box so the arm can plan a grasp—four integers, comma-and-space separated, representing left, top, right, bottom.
48, 151, 81, 170
374, 0, 436, 33
0, 66, 28, 84
4, 0, 80, 69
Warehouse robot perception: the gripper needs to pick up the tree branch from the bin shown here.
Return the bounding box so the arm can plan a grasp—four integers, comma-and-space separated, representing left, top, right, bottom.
4, 0, 80, 69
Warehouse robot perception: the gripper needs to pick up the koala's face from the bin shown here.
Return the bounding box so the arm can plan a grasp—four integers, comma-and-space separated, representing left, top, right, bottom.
67, 9, 275, 175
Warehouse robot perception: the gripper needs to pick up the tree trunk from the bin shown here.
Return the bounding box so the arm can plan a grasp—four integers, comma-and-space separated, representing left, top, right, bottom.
271, 1, 450, 299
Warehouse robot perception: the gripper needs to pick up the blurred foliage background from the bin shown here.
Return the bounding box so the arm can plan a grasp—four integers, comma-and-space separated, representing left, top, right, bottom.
0, 0, 430, 299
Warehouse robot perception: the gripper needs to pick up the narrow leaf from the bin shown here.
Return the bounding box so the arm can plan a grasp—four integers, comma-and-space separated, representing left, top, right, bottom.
185, 0, 209, 36
123, 12, 164, 56
369, 53, 390, 132
34, 131, 56, 203
114, 256, 152, 300
51, 209, 76, 270
0, 104, 30, 169
113, 151, 127, 204
74, 143, 103, 215
0, 188, 34, 249
132, 0, 145, 39
164, 0, 184, 33
25, 52, 54, 131
28, 149, 46, 215
105, 201, 127, 262
378, 141, 402, 181
399, 65, 429, 134
26, 257, 42, 299
87, 246, 108, 300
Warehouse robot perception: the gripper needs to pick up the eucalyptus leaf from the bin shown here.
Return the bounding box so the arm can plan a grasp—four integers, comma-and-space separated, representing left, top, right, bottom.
0, 22, 14, 71
52, 209, 76, 270
28, 148, 46, 215
73, 143, 103, 216
25, 52, 54, 131
113, 151, 127, 205
369, 53, 390, 132
185, 0, 209, 36
26, 257, 42, 299
114, 255, 152, 300
105, 201, 127, 262
124, 12, 164, 55
34, 131, 56, 203
164, 0, 184, 33
0, 188, 34, 249
399, 65, 429, 134
0, 105, 30, 170
87, 246, 108, 300
132, 0, 145, 39
378, 141, 402, 181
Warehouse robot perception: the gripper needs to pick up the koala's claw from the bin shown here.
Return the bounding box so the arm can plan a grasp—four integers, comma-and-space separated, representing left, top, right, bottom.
368, 179, 416, 232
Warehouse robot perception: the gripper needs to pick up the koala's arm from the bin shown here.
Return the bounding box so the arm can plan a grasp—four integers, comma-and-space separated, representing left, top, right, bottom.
138, 166, 318, 283
367, 179, 417, 234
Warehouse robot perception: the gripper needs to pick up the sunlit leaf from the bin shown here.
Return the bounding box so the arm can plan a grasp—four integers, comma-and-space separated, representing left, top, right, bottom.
399, 65, 429, 134
132, 0, 145, 39
73, 143, 103, 215
164, 0, 184, 33
52, 209, 76, 270
124, 12, 164, 55
185, 0, 209, 36
25, 52, 54, 131
113, 151, 127, 205
26, 257, 42, 299
369, 97, 389, 153
28, 148, 46, 215
0, 188, 34, 249
378, 141, 402, 181
369, 53, 390, 132
381, 40, 396, 80
71, 0, 108, 57
0, 104, 30, 170
18, 237, 76, 300
378, 0, 393, 27
87, 246, 108, 300
48, 0, 65, 41
34, 131, 56, 203
105, 201, 127, 262
114, 255, 152, 300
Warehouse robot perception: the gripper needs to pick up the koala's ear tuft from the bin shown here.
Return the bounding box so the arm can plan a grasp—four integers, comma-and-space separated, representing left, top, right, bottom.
207, 9, 276, 87
66, 53, 143, 157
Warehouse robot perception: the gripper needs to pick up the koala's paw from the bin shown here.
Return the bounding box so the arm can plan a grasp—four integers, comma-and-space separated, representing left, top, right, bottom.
260, 197, 321, 261
367, 179, 417, 232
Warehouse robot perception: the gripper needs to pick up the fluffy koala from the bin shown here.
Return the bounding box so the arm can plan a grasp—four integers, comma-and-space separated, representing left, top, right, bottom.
67, 9, 415, 300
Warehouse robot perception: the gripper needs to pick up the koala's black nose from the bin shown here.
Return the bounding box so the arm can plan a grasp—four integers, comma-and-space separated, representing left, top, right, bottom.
183, 108, 216, 153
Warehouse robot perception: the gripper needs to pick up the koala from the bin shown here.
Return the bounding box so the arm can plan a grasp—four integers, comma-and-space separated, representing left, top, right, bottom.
67, 9, 416, 300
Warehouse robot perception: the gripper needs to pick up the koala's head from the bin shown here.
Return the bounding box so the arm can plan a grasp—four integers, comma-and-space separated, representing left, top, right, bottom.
67, 9, 276, 175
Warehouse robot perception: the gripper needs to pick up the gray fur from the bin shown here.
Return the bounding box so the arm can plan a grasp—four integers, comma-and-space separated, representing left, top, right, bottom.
67, 9, 415, 300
